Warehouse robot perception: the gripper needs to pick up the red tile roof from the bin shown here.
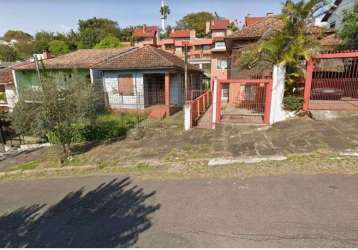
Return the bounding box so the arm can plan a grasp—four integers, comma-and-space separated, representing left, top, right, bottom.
0, 68, 12, 84
133, 25, 158, 38
245, 16, 266, 27
93, 46, 200, 72
227, 16, 283, 40
170, 30, 191, 38
210, 19, 230, 30
319, 33, 342, 46
14, 48, 134, 70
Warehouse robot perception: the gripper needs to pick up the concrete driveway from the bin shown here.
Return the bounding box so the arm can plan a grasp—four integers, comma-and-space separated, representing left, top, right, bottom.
0, 174, 358, 247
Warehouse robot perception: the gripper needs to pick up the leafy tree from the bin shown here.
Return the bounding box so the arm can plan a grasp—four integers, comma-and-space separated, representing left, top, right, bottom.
33, 31, 55, 53
4, 30, 33, 42
228, 21, 239, 32
78, 17, 121, 48
12, 72, 97, 159
0, 45, 18, 61
65, 29, 80, 51
78, 29, 97, 49
118, 26, 138, 42
48, 40, 70, 56
13, 41, 35, 60
95, 35, 122, 48
339, 1, 358, 49
176, 12, 215, 37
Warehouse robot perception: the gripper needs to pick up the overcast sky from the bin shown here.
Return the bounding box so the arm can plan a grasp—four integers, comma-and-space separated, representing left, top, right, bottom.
0, 0, 283, 36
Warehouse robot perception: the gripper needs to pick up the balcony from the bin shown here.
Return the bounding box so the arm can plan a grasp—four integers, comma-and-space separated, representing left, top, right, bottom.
227, 68, 273, 80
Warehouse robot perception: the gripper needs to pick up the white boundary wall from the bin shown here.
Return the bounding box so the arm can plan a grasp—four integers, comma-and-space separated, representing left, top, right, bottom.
211, 78, 218, 128
270, 64, 295, 124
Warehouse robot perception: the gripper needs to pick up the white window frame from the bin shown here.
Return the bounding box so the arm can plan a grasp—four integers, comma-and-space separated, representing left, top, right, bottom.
217, 58, 228, 70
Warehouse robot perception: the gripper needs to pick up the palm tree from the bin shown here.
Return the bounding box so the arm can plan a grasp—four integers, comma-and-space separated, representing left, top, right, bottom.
241, 0, 324, 89
160, 1, 171, 31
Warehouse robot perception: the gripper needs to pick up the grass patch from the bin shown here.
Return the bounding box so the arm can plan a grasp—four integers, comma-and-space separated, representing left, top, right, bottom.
83, 112, 147, 141
12, 161, 39, 171
134, 162, 152, 170
1, 153, 358, 183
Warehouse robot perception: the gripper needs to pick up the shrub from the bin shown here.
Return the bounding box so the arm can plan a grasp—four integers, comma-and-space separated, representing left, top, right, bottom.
82, 112, 146, 141
0, 92, 6, 102
12, 72, 97, 159
283, 95, 303, 111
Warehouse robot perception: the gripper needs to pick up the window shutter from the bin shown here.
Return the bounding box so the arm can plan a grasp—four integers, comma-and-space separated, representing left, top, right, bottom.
118, 74, 134, 96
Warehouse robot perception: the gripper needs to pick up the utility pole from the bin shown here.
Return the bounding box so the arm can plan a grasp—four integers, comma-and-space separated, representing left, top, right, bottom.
0, 119, 5, 153
34, 54, 42, 83
184, 41, 188, 101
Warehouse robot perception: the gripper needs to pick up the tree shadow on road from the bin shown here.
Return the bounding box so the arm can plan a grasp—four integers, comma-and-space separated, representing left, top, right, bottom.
0, 177, 160, 247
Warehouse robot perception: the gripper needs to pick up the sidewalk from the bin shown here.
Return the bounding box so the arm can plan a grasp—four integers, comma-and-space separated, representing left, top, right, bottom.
0, 113, 357, 171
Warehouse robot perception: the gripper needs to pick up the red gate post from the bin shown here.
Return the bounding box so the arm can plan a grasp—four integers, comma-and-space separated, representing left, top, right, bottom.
303, 58, 315, 111
216, 81, 222, 122
164, 72, 170, 116
264, 80, 273, 124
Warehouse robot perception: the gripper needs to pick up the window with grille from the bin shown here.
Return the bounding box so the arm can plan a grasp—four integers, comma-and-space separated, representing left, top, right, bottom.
118, 74, 134, 96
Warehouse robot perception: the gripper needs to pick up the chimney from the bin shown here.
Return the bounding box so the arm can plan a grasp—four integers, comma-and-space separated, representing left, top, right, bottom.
42, 50, 51, 59
143, 24, 146, 32
190, 30, 196, 40
205, 21, 211, 34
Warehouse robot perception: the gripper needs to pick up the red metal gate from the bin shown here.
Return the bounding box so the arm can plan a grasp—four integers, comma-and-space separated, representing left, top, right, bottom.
216, 79, 273, 124
304, 51, 358, 111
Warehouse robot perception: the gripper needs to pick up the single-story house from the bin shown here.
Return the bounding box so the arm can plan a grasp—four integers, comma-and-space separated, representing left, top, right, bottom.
12, 46, 204, 118
92, 46, 203, 118
12, 48, 133, 94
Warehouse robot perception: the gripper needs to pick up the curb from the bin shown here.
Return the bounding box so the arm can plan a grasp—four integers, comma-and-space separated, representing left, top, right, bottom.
0, 165, 97, 178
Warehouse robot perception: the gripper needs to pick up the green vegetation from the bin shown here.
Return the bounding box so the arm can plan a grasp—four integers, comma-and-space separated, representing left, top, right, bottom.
240, 0, 323, 111
12, 77, 146, 160
3, 30, 33, 42
0, 92, 6, 102
283, 95, 304, 111
12, 72, 97, 159
82, 112, 146, 141
95, 35, 122, 49
0, 45, 17, 61
176, 12, 215, 37
0, 18, 132, 61
12, 161, 39, 171
48, 40, 70, 56
78, 17, 121, 49
339, 0, 358, 49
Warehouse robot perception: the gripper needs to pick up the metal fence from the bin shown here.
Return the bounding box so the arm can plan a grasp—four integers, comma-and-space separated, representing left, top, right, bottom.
305, 51, 358, 111
311, 57, 358, 110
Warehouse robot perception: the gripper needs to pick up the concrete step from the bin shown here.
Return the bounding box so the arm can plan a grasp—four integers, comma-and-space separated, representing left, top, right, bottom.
196, 105, 213, 129
221, 114, 264, 125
